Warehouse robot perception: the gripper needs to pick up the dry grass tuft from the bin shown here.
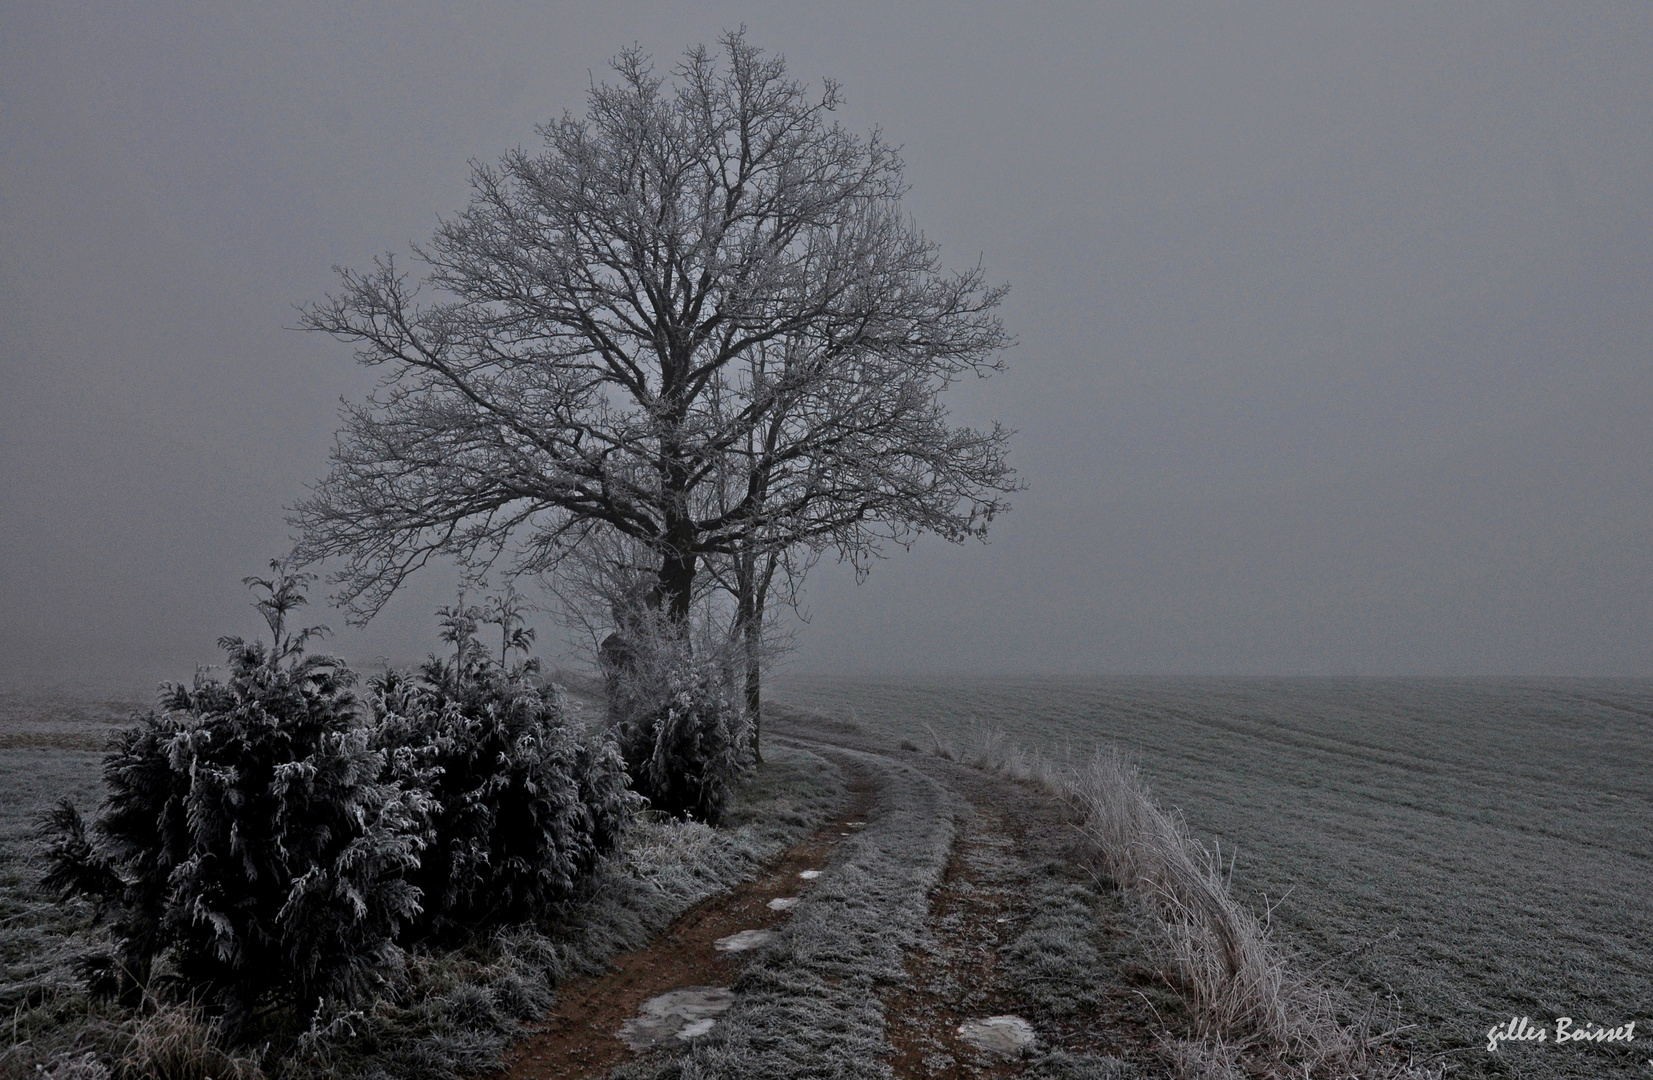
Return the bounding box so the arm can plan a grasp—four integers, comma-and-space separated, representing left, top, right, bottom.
1069, 750, 1346, 1065
921, 722, 958, 762
109, 998, 264, 1080
942, 729, 1441, 1080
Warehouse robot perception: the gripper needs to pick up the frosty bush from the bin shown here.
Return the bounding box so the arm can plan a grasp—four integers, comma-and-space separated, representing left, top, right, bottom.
41, 635, 428, 1020
612, 647, 751, 824
38, 567, 644, 1039
368, 658, 638, 935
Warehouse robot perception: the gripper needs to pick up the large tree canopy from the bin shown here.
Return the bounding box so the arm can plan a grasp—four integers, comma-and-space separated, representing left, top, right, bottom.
295, 32, 1016, 625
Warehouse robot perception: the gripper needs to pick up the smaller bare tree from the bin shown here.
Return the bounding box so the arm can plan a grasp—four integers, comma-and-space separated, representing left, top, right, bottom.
698, 541, 809, 761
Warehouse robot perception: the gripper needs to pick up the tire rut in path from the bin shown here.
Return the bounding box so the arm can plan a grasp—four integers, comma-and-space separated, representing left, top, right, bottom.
884, 799, 1027, 1079
881, 759, 1158, 1079
502, 765, 878, 1080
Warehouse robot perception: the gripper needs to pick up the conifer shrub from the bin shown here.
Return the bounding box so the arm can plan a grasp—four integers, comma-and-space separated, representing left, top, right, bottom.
367, 658, 639, 935
37, 566, 644, 1045
41, 638, 429, 1021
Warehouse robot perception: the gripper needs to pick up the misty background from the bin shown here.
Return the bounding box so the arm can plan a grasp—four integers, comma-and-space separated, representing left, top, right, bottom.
3, 2, 1650, 689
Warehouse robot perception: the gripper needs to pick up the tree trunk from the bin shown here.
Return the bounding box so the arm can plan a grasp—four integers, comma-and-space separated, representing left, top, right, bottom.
657, 444, 697, 628
657, 545, 696, 628
743, 614, 762, 763
733, 546, 778, 764
736, 552, 763, 762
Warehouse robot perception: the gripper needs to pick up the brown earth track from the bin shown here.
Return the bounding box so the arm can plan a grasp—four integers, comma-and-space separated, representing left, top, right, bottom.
502, 765, 879, 1079
884, 802, 1027, 1080
504, 715, 1167, 1079
881, 753, 1166, 1078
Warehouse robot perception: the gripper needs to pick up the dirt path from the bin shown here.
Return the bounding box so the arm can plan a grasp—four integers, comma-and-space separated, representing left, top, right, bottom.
502, 765, 878, 1079
883, 799, 1028, 1079
879, 760, 1162, 1078
504, 719, 1160, 1079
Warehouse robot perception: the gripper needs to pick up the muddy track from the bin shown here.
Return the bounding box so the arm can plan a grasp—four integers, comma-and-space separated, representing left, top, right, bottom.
503, 762, 879, 1079
884, 800, 1028, 1079
879, 761, 1161, 1078
506, 723, 1154, 1079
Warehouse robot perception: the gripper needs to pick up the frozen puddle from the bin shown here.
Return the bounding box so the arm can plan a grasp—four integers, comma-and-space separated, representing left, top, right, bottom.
798, 869, 822, 880
713, 929, 776, 953
958, 1015, 1036, 1057
616, 987, 734, 1050
767, 896, 799, 912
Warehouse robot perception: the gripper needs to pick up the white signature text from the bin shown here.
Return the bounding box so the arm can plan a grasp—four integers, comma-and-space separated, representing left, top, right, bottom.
1486, 1016, 1637, 1053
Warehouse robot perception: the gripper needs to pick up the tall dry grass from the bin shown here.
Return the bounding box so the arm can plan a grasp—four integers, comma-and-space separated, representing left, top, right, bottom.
946, 729, 1438, 1080
1068, 749, 1350, 1071
110, 1000, 264, 1080
16, 998, 266, 1080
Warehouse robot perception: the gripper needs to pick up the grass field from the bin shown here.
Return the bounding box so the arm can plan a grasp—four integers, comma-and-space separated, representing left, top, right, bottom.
0, 690, 137, 1039
772, 675, 1653, 1079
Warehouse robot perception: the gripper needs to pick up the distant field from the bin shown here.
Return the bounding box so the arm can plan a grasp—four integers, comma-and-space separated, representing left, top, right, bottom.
772, 676, 1653, 1079
0, 689, 140, 837
0, 690, 138, 1016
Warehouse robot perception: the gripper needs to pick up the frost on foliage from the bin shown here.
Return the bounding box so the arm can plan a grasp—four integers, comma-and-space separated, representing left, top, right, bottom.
35, 568, 639, 1027
367, 661, 640, 935
40, 637, 426, 1020
613, 652, 752, 824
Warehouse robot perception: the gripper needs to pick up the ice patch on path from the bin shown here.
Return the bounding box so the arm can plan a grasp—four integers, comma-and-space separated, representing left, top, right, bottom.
676, 1017, 715, 1040
616, 987, 734, 1050
798, 869, 822, 879
958, 1015, 1036, 1057
767, 896, 799, 911
713, 929, 776, 952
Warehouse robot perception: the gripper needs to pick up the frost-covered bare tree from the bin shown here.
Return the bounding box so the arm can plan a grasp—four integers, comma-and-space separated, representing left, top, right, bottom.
294, 32, 1016, 684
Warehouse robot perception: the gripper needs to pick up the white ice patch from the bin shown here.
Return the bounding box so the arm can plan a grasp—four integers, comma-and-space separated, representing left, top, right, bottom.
957, 1015, 1036, 1057
675, 1017, 715, 1041
616, 987, 734, 1050
798, 869, 822, 880
767, 896, 799, 911
713, 929, 776, 953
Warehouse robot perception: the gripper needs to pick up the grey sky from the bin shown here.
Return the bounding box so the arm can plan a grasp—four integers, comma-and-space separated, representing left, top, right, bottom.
3, 2, 1650, 687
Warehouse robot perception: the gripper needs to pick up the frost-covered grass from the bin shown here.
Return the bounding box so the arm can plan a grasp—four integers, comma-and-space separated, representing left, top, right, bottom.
0, 742, 109, 1066
0, 705, 841, 1080
777, 676, 1653, 1079
998, 878, 1116, 1022
948, 728, 1440, 1080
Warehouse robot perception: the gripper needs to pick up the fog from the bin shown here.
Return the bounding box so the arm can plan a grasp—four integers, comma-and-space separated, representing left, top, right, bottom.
3, 2, 1650, 688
